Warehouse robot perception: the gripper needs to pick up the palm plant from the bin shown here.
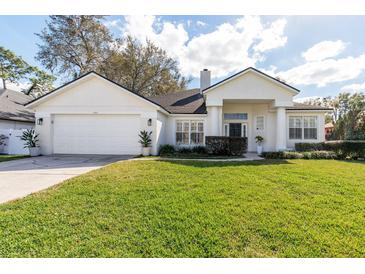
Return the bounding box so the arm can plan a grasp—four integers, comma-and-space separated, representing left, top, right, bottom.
0, 134, 8, 146
19, 129, 39, 148
139, 130, 152, 147
255, 135, 264, 145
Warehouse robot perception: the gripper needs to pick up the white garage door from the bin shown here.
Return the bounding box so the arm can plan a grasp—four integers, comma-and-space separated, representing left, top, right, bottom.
53, 114, 140, 155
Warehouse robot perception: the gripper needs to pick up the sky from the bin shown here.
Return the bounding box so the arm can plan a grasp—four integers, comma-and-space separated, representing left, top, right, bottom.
1, 15, 365, 101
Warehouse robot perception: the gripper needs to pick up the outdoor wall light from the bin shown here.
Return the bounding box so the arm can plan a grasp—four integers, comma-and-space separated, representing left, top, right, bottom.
148, 118, 152, 126
37, 118, 43, 125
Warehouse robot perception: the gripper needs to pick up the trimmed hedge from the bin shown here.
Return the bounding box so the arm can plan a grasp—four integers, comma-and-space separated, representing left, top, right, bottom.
295, 141, 365, 159
205, 136, 247, 156
295, 142, 325, 152
159, 144, 176, 155
262, 151, 338, 160
159, 145, 207, 156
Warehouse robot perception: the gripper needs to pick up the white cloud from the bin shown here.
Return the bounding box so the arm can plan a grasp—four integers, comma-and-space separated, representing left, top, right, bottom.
196, 20, 207, 27
294, 96, 321, 103
341, 82, 365, 93
118, 15, 288, 78
253, 19, 287, 52
271, 40, 365, 88
302, 40, 347, 62
276, 54, 365, 87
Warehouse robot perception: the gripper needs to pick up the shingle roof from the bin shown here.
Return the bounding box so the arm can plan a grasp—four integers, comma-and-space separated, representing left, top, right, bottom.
147, 89, 207, 114
148, 91, 333, 114
0, 89, 35, 123
286, 103, 333, 111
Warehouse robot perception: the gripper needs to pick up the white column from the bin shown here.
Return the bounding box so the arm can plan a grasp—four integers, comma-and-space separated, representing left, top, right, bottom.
207, 106, 222, 136
218, 106, 223, 136
276, 107, 287, 151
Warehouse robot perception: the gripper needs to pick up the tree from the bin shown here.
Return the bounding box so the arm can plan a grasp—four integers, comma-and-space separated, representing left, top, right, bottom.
0, 46, 31, 89
36, 16, 189, 96
36, 16, 113, 79
99, 36, 190, 97
25, 68, 56, 98
0, 46, 54, 97
304, 92, 365, 140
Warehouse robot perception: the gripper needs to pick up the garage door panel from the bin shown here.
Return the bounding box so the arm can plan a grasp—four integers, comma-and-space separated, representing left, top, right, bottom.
53, 115, 140, 155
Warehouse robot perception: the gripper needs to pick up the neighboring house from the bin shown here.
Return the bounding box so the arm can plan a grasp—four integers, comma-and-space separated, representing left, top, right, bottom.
25, 67, 331, 155
0, 89, 35, 155
325, 122, 334, 140
0, 89, 35, 129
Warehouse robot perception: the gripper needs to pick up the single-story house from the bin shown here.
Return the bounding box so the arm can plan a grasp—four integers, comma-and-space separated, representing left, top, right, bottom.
25, 67, 332, 155
0, 89, 35, 130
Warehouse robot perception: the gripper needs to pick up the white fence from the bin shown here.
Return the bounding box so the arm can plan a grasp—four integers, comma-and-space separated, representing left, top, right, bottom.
0, 129, 29, 155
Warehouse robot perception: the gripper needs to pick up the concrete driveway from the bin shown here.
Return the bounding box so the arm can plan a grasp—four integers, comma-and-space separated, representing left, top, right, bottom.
0, 155, 133, 204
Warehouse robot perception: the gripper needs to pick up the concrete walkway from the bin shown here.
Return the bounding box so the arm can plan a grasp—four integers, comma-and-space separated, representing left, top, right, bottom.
0, 155, 132, 204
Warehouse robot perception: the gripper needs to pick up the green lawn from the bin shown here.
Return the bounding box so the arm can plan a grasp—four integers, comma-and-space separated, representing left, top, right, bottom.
0, 159, 365, 257
0, 155, 29, 162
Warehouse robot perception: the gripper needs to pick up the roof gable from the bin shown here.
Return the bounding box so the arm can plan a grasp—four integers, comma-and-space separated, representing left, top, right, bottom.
203, 67, 300, 95
26, 71, 170, 113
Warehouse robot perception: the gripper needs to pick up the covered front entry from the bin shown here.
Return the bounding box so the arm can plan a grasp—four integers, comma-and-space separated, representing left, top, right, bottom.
53, 114, 141, 155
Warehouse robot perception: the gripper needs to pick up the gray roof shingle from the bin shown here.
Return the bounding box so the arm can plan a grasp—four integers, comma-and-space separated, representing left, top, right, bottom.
287, 103, 333, 111
148, 89, 207, 114
0, 89, 35, 123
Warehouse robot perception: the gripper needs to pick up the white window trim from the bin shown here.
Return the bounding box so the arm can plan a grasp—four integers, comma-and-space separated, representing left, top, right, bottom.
242, 123, 248, 138
223, 113, 248, 121
255, 115, 265, 131
288, 115, 318, 141
223, 122, 248, 138
175, 120, 205, 146
224, 123, 229, 137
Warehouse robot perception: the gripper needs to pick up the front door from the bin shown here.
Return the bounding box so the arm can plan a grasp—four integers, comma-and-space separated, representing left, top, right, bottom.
229, 123, 242, 137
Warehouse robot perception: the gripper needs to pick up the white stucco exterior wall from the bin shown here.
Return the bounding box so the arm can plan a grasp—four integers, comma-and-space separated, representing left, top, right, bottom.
29, 75, 163, 155
205, 71, 295, 107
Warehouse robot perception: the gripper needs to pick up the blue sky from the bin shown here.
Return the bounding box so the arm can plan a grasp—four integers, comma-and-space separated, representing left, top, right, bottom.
1, 15, 365, 100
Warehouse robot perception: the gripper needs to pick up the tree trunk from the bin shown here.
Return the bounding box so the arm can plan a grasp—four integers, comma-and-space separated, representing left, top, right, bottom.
2, 78, 6, 89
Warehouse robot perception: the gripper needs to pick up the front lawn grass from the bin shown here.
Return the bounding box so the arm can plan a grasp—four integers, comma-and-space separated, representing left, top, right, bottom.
0, 154, 29, 162
0, 159, 365, 257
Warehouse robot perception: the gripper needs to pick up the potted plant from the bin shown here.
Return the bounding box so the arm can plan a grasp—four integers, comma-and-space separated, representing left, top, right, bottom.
255, 135, 264, 155
20, 129, 40, 156
139, 130, 152, 156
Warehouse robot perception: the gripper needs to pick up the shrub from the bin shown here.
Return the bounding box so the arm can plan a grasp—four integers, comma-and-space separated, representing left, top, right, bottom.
205, 136, 247, 156
262, 150, 337, 160
261, 151, 303, 159
19, 129, 39, 148
177, 147, 193, 154
283, 151, 304, 159
191, 146, 207, 154
261, 151, 284, 159
159, 144, 175, 155
295, 142, 325, 152
138, 130, 152, 147
295, 141, 365, 159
